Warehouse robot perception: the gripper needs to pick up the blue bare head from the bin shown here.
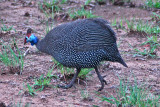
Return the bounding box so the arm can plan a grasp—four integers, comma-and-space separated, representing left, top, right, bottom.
24, 28, 39, 46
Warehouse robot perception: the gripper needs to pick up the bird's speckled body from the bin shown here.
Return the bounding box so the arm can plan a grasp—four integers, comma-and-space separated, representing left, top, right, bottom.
25, 18, 127, 91
36, 18, 127, 68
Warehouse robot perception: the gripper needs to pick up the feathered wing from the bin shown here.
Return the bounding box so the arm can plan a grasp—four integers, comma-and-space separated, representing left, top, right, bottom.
71, 18, 127, 67
87, 18, 117, 40
42, 18, 117, 54
72, 18, 117, 52
38, 18, 127, 67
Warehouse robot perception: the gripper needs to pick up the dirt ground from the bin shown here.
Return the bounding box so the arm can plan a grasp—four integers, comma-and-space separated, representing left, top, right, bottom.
0, 0, 160, 107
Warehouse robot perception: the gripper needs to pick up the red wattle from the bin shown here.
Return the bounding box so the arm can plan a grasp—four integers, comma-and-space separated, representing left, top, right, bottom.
24, 33, 31, 44
27, 33, 31, 38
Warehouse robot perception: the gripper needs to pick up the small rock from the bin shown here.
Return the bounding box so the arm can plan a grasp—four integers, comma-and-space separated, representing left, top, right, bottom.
129, 2, 136, 8
95, 0, 106, 5
24, 12, 30, 17
11, 2, 19, 6
113, 0, 124, 6
40, 95, 46, 100
0, 102, 6, 107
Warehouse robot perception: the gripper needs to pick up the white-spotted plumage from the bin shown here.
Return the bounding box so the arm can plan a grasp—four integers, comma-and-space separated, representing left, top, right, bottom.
33, 18, 128, 91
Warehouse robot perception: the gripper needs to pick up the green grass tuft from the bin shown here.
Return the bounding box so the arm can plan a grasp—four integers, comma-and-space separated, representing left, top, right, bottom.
146, 0, 160, 9
1, 21, 16, 33
134, 35, 160, 58
101, 77, 160, 107
69, 8, 98, 20
0, 39, 24, 74
125, 18, 160, 34
85, 0, 92, 5
34, 65, 58, 91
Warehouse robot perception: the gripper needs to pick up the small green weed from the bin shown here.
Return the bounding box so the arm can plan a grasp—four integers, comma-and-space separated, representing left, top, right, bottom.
111, 17, 125, 30
45, 21, 54, 34
27, 83, 36, 96
39, 1, 55, 19
125, 18, 160, 34
34, 74, 52, 91
101, 77, 160, 107
125, 18, 136, 32
111, 16, 118, 27
152, 12, 160, 20
1, 21, 16, 33
23, 66, 57, 96
23, 83, 36, 97
69, 8, 98, 20
12, 91, 31, 107
78, 68, 93, 79
39, 0, 62, 14
80, 89, 90, 100
125, 18, 160, 58
34, 66, 57, 91
134, 35, 160, 58
152, 12, 160, 24
146, 0, 160, 9
85, 0, 92, 5
119, 18, 124, 29
61, 0, 68, 4
0, 40, 24, 74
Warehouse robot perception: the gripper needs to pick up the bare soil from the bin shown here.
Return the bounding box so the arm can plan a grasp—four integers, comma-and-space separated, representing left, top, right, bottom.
0, 0, 160, 107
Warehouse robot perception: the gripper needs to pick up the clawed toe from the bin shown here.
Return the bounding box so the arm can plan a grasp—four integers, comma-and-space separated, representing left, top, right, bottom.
98, 79, 107, 91
57, 83, 76, 89
57, 68, 80, 90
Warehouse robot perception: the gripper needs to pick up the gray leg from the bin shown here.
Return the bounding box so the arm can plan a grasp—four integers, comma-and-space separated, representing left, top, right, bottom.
95, 66, 107, 91
58, 68, 81, 89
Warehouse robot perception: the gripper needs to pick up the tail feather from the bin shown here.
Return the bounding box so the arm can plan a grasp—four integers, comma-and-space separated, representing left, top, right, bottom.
117, 53, 128, 68
119, 58, 128, 67
104, 44, 128, 67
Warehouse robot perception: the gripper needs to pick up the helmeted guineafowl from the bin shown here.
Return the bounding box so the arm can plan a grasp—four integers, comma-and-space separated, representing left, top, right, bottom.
24, 18, 128, 91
